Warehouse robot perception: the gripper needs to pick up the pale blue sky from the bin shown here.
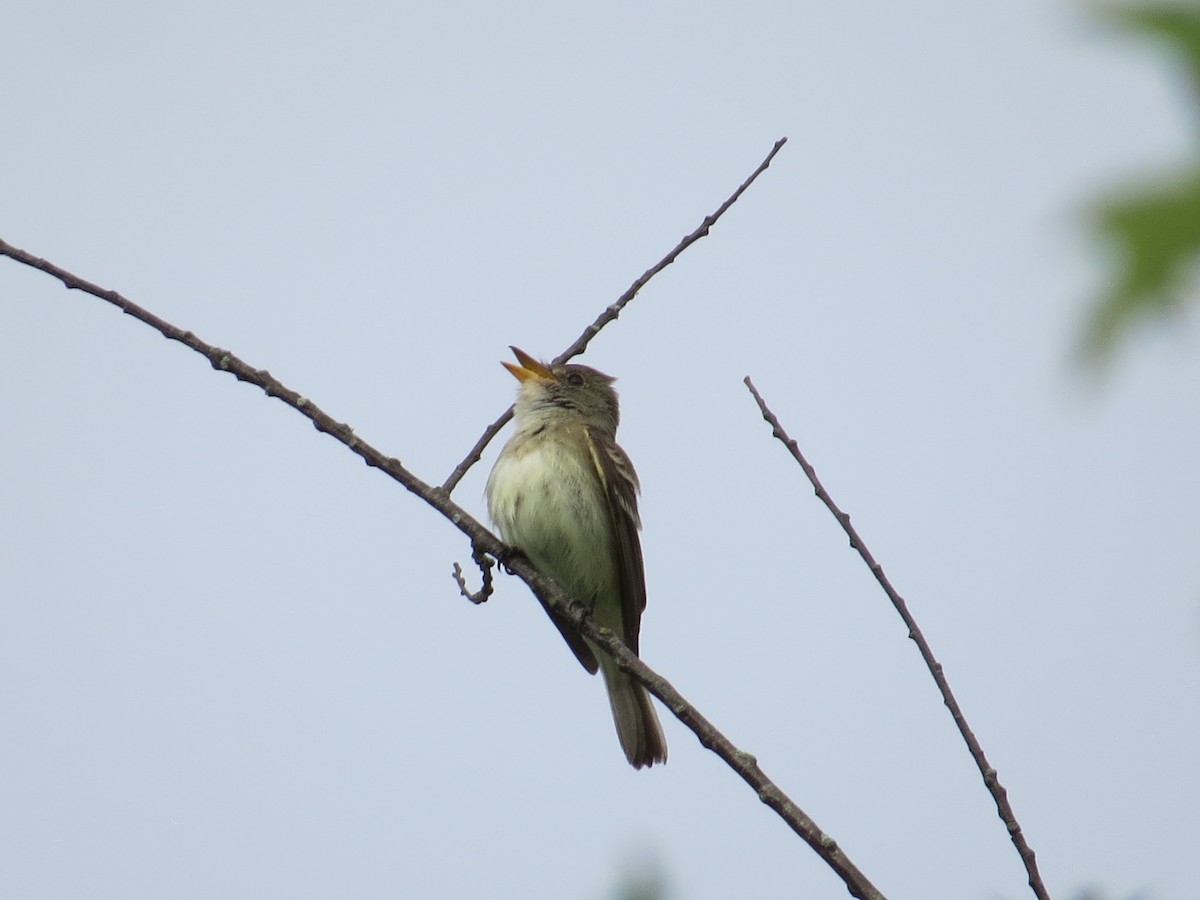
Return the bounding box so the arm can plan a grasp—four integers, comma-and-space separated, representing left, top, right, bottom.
3, 2, 1198, 898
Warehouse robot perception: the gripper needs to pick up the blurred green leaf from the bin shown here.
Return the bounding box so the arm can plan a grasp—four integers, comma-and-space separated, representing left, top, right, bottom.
1083, 4, 1200, 364
1086, 167, 1200, 354
1102, 3, 1200, 107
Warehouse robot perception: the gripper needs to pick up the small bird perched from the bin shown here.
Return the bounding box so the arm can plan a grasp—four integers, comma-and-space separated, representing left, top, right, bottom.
486, 347, 667, 769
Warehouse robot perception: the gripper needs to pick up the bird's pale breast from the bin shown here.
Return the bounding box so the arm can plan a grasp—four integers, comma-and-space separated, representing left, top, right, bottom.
486, 427, 618, 607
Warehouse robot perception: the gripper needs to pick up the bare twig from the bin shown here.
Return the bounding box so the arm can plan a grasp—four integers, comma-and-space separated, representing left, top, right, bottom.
439, 137, 788, 495
743, 377, 1050, 900
1, 238, 885, 900
452, 544, 495, 604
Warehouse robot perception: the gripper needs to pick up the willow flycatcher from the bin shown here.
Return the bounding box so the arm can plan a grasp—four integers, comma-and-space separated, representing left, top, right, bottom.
486, 347, 667, 769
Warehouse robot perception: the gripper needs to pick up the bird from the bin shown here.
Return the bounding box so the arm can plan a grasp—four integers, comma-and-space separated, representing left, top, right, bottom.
486, 346, 667, 768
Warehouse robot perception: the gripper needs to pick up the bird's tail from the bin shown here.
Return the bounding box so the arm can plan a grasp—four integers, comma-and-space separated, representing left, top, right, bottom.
600, 657, 667, 769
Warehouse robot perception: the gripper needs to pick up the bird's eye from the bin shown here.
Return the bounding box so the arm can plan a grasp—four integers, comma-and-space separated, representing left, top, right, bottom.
567, 372, 584, 386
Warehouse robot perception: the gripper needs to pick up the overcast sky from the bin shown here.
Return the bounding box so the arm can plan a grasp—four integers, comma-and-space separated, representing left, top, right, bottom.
3, 2, 1199, 899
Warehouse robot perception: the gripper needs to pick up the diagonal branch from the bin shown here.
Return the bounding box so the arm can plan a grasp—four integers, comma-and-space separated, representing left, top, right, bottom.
1, 238, 885, 900
743, 377, 1050, 900
439, 136, 788, 495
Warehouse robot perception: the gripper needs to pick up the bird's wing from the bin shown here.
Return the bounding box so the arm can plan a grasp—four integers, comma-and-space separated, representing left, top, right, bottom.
583, 426, 647, 654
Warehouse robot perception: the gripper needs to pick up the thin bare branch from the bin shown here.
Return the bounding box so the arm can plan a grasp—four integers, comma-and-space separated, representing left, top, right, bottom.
440, 137, 788, 495
1, 238, 885, 900
743, 376, 1050, 900
452, 543, 495, 604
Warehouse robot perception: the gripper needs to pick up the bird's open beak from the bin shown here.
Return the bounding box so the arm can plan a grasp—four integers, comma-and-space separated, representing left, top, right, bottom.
502, 346, 555, 383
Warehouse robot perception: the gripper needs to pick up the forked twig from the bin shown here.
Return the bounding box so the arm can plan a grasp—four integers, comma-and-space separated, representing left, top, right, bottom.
743, 377, 1050, 900
440, 137, 788, 495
